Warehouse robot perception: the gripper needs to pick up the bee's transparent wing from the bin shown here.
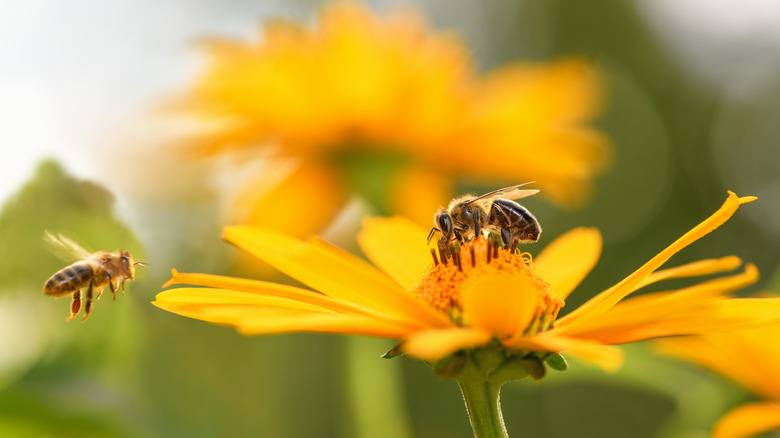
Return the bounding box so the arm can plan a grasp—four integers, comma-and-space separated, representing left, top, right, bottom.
465, 182, 539, 205
43, 230, 93, 262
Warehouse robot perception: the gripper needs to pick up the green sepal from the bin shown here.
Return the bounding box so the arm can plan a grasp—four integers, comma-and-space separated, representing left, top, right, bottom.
471, 345, 506, 375
545, 352, 569, 371
519, 356, 546, 380
381, 342, 404, 359
487, 357, 530, 383
432, 353, 468, 379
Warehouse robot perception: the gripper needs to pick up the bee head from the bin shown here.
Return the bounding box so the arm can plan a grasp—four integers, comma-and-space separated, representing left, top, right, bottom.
118, 250, 136, 279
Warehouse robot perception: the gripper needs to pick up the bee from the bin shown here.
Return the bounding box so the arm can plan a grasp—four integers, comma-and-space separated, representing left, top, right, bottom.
43, 231, 144, 322
429, 183, 542, 248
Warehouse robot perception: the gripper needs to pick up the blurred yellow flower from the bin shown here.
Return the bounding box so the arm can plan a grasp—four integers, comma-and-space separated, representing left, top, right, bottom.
656, 324, 780, 438
154, 192, 778, 374
182, 2, 609, 234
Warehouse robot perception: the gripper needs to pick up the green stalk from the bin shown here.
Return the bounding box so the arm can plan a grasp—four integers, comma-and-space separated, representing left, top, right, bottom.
456, 378, 508, 438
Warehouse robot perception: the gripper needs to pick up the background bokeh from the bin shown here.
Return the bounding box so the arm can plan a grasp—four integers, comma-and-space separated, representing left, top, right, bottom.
1, 1, 779, 437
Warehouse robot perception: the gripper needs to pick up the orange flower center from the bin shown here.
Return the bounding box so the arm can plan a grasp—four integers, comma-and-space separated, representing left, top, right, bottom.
412, 236, 564, 332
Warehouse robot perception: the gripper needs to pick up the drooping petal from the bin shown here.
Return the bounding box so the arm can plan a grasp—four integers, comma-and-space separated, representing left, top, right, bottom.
713, 402, 780, 438
534, 227, 601, 299
223, 225, 451, 328
557, 192, 755, 328
402, 327, 493, 361
358, 216, 432, 290
505, 333, 623, 372
460, 272, 539, 337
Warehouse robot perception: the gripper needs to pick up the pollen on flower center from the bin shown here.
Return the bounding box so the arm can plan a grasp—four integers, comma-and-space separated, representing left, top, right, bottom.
413, 235, 563, 332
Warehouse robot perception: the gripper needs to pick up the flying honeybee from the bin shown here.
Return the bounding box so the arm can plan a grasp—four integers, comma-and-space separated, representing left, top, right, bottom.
429, 183, 542, 248
43, 231, 143, 322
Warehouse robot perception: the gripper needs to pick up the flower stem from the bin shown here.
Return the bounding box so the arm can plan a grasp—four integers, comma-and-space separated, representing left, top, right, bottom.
457, 378, 508, 438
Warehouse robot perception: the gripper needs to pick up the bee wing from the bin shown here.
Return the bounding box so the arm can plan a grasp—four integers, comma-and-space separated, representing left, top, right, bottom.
43, 230, 93, 262
465, 182, 539, 205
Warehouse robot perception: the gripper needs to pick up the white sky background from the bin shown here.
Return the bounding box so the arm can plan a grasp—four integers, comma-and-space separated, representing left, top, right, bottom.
636, 0, 780, 86
0, 0, 302, 205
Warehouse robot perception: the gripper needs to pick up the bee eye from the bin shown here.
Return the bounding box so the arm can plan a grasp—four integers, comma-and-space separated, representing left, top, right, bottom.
438, 214, 453, 235
121, 256, 129, 263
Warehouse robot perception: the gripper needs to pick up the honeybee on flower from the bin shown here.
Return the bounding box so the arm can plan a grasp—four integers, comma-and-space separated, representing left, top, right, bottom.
429, 183, 542, 249
154, 191, 780, 437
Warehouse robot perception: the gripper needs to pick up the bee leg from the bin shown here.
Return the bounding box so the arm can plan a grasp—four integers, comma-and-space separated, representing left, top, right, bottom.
95, 272, 113, 300
109, 279, 117, 301
472, 210, 481, 238
66, 291, 81, 322
437, 239, 450, 264
500, 228, 511, 247
453, 228, 464, 244
83, 279, 94, 321
427, 227, 439, 244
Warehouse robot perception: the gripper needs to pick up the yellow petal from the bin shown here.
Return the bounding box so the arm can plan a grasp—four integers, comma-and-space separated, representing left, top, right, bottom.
153, 302, 320, 325
714, 402, 780, 438
223, 225, 451, 328
655, 324, 780, 401
237, 312, 417, 338
460, 272, 539, 337
505, 333, 623, 372
534, 227, 602, 299
402, 327, 493, 361
358, 216, 432, 291
155, 301, 414, 338
610, 298, 780, 344
163, 269, 377, 315
637, 256, 742, 289
654, 336, 765, 399
558, 264, 760, 340
558, 192, 755, 327
154, 288, 328, 312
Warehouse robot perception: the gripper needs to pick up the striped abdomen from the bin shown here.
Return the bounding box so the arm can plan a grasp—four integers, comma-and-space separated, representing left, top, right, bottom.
489, 198, 541, 242
43, 262, 95, 297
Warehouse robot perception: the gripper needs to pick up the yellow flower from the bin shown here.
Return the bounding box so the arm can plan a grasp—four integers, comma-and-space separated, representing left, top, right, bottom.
655, 324, 780, 438
182, 1, 609, 234
154, 192, 780, 375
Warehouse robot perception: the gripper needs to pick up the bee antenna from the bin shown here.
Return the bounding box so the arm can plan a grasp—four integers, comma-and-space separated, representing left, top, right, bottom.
134, 262, 147, 267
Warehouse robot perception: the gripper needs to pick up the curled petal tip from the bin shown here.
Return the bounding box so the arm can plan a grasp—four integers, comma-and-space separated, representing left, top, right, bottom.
162, 268, 180, 288
726, 191, 757, 204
